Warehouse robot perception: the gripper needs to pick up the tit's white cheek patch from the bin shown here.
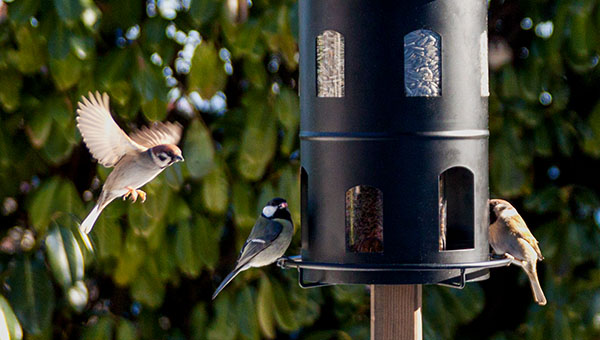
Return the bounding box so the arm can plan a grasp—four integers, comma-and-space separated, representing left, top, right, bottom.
262, 205, 277, 218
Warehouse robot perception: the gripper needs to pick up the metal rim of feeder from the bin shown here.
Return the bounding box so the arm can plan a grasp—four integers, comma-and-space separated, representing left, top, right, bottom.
277, 256, 513, 289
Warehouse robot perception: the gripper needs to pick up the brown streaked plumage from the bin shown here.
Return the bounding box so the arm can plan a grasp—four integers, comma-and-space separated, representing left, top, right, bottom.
489, 199, 546, 305
76, 91, 184, 234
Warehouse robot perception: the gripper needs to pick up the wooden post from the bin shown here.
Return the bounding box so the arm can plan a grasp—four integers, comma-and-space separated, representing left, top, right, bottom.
371, 285, 422, 340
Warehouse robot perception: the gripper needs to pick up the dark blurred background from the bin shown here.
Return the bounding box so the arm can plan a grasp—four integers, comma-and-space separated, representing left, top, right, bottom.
0, 0, 599, 339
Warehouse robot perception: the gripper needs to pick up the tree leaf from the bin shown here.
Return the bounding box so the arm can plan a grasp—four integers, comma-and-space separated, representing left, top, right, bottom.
232, 181, 257, 229
271, 279, 298, 332
189, 0, 220, 26
194, 217, 221, 270
154, 235, 178, 282
45, 223, 74, 289
188, 42, 227, 98
6, 0, 40, 24
163, 161, 185, 190
56, 178, 85, 217
116, 318, 137, 340
222, 18, 262, 59
275, 88, 299, 156
113, 229, 145, 285
278, 165, 300, 228
257, 276, 276, 339
81, 316, 114, 340
48, 22, 71, 60
236, 287, 259, 340
490, 137, 526, 197
206, 293, 237, 340
0, 70, 22, 112
92, 211, 123, 260
175, 220, 201, 277
201, 158, 229, 215
190, 303, 208, 340
257, 182, 276, 214
0, 295, 23, 340
237, 93, 277, 181
133, 61, 168, 121
183, 118, 215, 179
130, 257, 165, 309
41, 123, 78, 165
53, 0, 83, 25
28, 177, 61, 234
7, 25, 46, 74
26, 108, 53, 148
46, 222, 87, 292
49, 53, 83, 91
6, 255, 55, 335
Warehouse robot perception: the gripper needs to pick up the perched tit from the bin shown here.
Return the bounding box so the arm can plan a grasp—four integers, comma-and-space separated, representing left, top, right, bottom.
489, 199, 546, 306
77, 92, 184, 234
212, 198, 293, 300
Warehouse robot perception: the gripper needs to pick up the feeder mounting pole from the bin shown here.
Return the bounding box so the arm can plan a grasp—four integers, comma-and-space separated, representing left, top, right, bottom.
371, 285, 422, 340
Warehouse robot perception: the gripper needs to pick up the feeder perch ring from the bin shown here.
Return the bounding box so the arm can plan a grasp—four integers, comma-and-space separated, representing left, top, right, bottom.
277, 255, 513, 289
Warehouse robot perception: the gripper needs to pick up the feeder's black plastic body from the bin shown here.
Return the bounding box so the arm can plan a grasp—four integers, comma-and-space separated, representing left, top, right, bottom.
299, 0, 490, 285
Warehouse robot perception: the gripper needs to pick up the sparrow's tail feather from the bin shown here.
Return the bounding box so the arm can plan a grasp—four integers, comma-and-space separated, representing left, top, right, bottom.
80, 204, 102, 234
524, 262, 547, 306
212, 266, 246, 300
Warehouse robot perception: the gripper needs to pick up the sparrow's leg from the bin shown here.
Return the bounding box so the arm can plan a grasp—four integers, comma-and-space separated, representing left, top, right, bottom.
122, 187, 139, 203
136, 190, 147, 203
504, 253, 516, 266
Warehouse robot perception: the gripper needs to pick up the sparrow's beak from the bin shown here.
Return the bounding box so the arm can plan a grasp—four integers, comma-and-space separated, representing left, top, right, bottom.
175, 155, 184, 162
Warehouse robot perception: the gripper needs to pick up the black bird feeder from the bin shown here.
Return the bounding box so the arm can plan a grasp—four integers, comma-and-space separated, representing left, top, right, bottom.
278, 0, 510, 288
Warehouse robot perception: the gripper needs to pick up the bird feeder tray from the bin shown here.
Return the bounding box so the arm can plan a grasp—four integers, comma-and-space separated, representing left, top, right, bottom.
291, 0, 495, 287
277, 256, 512, 289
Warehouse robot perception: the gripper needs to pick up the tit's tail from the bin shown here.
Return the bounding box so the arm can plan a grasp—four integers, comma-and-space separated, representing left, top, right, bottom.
212, 265, 247, 300
524, 261, 547, 306
80, 204, 102, 234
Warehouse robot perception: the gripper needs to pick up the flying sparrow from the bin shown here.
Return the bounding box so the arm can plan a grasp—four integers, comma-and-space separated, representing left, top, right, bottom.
212, 198, 294, 299
489, 199, 546, 305
76, 92, 184, 234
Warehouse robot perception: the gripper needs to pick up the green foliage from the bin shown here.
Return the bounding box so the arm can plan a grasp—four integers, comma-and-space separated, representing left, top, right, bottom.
6, 255, 55, 335
0, 295, 23, 340
0, 0, 599, 339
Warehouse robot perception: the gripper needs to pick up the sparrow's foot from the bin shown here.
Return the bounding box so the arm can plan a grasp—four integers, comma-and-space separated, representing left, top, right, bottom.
122, 187, 138, 203
504, 253, 516, 266
136, 190, 146, 203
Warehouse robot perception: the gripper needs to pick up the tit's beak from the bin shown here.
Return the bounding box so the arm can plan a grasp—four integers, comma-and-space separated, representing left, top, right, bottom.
175, 155, 184, 162
280, 202, 288, 209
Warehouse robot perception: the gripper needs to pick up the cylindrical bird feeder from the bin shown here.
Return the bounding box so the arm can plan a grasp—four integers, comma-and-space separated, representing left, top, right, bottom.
279, 0, 511, 288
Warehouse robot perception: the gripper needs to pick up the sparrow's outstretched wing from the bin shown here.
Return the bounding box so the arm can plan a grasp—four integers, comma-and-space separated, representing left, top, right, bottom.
76, 92, 144, 167
128, 121, 183, 148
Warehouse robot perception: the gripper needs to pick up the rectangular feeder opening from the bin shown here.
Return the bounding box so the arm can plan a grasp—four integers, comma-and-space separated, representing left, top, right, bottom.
301, 167, 309, 250
317, 30, 345, 98
439, 167, 474, 250
345, 185, 383, 253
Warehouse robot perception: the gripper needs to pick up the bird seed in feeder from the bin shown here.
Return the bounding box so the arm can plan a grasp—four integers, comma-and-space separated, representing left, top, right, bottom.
404, 29, 441, 97
345, 185, 383, 253
317, 30, 345, 98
